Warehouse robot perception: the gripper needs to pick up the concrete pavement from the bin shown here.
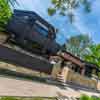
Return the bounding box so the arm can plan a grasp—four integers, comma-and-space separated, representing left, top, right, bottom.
0, 76, 99, 97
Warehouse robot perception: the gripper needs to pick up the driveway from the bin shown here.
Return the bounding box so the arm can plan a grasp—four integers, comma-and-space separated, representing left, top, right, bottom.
0, 76, 99, 97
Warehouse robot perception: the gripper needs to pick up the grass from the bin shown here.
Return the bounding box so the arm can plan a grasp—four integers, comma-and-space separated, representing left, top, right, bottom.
0, 97, 56, 100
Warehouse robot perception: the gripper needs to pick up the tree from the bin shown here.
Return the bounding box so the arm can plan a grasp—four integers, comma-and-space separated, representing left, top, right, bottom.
48, 0, 91, 23
0, 0, 17, 31
84, 44, 100, 68
63, 34, 93, 58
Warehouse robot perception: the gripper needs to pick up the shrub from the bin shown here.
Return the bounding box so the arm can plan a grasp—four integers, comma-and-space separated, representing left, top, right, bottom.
0, 0, 12, 31
80, 94, 90, 100
80, 94, 100, 100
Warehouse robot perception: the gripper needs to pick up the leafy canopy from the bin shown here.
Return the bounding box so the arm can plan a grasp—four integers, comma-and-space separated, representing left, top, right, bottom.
48, 0, 91, 23
63, 34, 92, 59
0, 0, 17, 31
84, 44, 100, 68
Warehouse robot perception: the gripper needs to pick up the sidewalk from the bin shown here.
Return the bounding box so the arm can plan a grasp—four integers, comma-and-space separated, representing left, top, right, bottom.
0, 76, 99, 97
0, 77, 58, 97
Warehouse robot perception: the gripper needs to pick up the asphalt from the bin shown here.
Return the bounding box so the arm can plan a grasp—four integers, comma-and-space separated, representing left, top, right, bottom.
0, 76, 99, 97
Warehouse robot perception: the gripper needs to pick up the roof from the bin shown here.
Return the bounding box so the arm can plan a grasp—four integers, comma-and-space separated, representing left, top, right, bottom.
58, 50, 100, 70
58, 51, 85, 67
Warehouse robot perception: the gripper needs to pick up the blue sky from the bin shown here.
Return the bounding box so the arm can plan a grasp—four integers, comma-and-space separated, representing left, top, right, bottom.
15, 0, 100, 45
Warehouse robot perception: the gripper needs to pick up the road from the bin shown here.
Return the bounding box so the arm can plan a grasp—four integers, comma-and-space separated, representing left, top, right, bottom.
0, 76, 59, 97
0, 76, 99, 97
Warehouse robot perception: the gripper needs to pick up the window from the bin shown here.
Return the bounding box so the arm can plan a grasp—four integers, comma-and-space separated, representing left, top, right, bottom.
33, 20, 48, 37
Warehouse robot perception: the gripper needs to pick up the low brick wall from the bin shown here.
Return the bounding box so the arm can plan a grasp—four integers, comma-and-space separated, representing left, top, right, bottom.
61, 67, 98, 89
97, 80, 100, 90
0, 61, 41, 76
51, 61, 62, 79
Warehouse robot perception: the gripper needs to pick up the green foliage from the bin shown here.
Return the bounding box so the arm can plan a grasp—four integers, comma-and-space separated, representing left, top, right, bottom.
0, 0, 17, 32
80, 94, 90, 100
0, 0, 12, 31
48, 7, 56, 16
0, 97, 18, 100
80, 94, 100, 100
48, 0, 91, 22
1, 96, 100, 100
84, 44, 100, 68
0, 97, 55, 100
63, 34, 92, 59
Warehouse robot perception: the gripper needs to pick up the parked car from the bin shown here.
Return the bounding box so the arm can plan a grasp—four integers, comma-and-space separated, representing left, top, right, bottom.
6, 9, 61, 55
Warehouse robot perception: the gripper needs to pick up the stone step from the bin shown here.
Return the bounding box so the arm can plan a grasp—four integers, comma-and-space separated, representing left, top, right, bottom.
56, 74, 65, 83
57, 74, 64, 77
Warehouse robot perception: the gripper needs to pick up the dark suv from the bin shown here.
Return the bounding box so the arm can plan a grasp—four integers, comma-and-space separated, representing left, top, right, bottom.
6, 9, 60, 55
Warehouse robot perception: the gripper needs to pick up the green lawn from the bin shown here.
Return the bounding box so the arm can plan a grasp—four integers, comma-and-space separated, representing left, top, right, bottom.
0, 97, 56, 100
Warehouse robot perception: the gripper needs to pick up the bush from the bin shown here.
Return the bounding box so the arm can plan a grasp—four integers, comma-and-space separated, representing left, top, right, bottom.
80, 94, 90, 100
0, 0, 12, 31
80, 94, 100, 100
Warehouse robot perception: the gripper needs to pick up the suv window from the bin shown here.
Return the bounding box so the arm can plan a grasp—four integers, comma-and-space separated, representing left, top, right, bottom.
33, 20, 48, 37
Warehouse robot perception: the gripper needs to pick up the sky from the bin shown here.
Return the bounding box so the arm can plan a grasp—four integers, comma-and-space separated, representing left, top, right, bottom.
14, 0, 100, 45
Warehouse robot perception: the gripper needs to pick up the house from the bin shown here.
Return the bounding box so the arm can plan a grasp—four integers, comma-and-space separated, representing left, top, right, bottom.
51, 51, 100, 90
